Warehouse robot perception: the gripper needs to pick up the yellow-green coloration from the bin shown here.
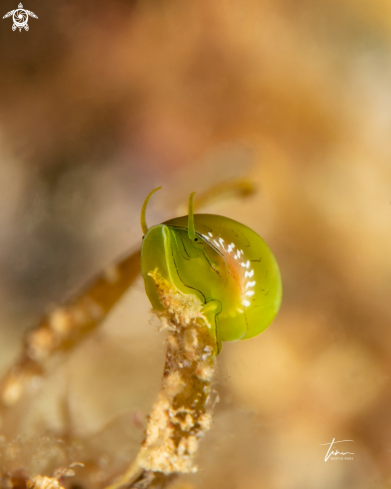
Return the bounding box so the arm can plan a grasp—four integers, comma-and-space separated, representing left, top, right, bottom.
140, 188, 282, 353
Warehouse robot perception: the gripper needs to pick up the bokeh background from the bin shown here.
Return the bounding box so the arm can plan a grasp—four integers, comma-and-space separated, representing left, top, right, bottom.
0, 0, 391, 487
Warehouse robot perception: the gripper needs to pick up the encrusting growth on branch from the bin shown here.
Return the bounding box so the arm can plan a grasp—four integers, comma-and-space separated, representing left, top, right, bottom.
137, 325, 214, 474
138, 268, 216, 474
108, 269, 217, 488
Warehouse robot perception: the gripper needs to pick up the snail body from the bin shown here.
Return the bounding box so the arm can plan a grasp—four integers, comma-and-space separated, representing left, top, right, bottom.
141, 189, 282, 352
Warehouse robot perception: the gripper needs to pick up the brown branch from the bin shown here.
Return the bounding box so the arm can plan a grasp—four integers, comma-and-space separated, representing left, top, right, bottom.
0, 250, 141, 417
105, 269, 217, 489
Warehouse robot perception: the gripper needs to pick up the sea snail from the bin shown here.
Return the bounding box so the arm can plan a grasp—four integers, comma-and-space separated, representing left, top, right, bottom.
140, 188, 282, 353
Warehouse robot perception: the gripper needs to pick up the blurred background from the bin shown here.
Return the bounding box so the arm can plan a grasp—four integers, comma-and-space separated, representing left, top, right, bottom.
0, 0, 391, 487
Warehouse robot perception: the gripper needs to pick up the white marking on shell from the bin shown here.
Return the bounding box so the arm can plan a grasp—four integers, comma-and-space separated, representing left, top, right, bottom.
208, 232, 213, 237
211, 237, 258, 307
202, 234, 209, 240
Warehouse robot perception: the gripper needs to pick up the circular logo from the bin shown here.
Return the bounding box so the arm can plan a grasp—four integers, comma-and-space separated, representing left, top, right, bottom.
12, 8, 28, 30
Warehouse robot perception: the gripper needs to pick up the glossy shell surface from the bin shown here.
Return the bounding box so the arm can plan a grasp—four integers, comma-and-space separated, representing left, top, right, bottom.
141, 213, 282, 342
